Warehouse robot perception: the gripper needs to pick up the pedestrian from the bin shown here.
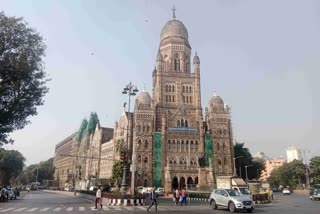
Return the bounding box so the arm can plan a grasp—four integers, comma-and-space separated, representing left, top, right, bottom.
175, 188, 180, 205
180, 187, 187, 206
95, 187, 102, 209
147, 186, 158, 212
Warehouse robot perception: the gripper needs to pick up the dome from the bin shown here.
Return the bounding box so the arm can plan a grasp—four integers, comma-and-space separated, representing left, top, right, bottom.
160, 19, 188, 41
208, 92, 224, 107
136, 91, 152, 104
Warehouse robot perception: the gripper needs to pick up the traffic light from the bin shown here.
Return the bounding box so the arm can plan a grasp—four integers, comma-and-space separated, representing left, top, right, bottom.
120, 150, 125, 163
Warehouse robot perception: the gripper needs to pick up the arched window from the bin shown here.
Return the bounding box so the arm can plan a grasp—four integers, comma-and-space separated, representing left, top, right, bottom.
172, 96, 175, 102
182, 85, 185, 93
177, 120, 180, 127
169, 95, 171, 102
169, 85, 171, 92
224, 157, 227, 165
218, 159, 222, 165
181, 119, 184, 127
186, 96, 189, 103
185, 120, 188, 127
172, 85, 175, 92
217, 142, 220, 151
190, 96, 192, 103
144, 157, 148, 163
174, 58, 180, 71
223, 143, 226, 151
137, 125, 141, 133
189, 86, 192, 93
142, 125, 145, 133
138, 139, 142, 147
144, 140, 148, 148
168, 140, 171, 144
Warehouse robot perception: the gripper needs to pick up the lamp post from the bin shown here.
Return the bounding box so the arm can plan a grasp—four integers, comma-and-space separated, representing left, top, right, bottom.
233, 156, 243, 176
245, 165, 253, 183
121, 82, 138, 193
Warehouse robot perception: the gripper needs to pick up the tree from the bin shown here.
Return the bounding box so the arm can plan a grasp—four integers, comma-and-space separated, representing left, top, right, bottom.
233, 142, 265, 180
16, 158, 54, 185
0, 11, 49, 145
267, 160, 306, 189
111, 161, 123, 187
309, 156, 320, 184
0, 149, 25, 185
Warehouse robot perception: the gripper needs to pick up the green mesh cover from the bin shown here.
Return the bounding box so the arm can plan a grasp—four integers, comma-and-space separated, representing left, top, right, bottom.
86, 112, 99, 135
153, 132, 162, 187
76, 119, 88, 142
205, 133, 214, 176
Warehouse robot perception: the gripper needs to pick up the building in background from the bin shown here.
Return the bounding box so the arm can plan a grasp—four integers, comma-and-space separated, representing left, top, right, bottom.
260, 158, 286, 181
53, 133, 76, 188
286, 146, 303, 163
254, 152, 269, 160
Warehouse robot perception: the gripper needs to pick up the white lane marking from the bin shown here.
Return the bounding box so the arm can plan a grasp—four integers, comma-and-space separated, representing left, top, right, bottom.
27, 208, 38, 212
137, 206, 147, 210
113, 206, 121, 210
79, 207, 85, 211
14, 207, 28, 212
90, 206, 97, 211
40, 207, 50, 212
1, 208, 14, 212
102, 206, 110, 210
66, 207, 73, 211
124, 207, 134, 210
53, 207, 62, 211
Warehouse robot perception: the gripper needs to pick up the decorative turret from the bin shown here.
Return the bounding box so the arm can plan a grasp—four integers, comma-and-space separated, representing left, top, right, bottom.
193, 52, 200, 64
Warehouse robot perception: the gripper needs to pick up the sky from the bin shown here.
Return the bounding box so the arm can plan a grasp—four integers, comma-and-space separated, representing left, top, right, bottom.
1, 0, 319, 165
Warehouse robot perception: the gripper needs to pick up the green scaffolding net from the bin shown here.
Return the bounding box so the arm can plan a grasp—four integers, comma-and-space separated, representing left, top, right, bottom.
153, 132, 162, 187
205, 133, 214, 177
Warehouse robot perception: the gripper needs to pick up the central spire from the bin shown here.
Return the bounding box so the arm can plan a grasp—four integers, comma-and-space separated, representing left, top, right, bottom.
172, 6, 176, 19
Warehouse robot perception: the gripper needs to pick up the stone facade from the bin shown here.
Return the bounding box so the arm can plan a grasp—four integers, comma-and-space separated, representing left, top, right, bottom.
53, 133, 76, 188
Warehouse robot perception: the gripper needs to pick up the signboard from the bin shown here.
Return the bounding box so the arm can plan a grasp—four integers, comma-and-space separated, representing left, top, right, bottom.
168, 127, 197, 132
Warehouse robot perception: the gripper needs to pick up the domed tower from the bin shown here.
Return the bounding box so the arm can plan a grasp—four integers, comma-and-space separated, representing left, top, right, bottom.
152, 9, 204, 191
206, 91, 234, 177
133, 89, 155, 187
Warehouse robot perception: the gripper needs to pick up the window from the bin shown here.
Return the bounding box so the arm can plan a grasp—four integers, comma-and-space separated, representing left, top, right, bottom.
217, 143, 220, 151
181, 119, 184, 127
144, 140, 148, 148
182, 85, 185, 93
172, 85, 175, 92
189, 86, 192, 93
169, 85, 171, 92
185, 120, 188, 127
190, 96, 192, 103
144, 157, 148, 163
172, 96, 175, 102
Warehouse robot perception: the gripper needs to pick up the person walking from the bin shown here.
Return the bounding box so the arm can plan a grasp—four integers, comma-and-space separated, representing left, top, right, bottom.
95, 187, 102, 209
147, 186, 158, 212
174, 188, 180, 206
180, 187, 187, 206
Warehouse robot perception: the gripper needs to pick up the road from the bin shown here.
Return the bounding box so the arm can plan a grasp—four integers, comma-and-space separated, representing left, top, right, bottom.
0, 191, 319, 213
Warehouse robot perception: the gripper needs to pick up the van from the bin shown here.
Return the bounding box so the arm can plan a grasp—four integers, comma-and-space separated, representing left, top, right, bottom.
137, 186, 144, 194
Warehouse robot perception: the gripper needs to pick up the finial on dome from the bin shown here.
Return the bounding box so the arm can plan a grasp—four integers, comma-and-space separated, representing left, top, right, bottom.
213, 90, 217, 96
143, 83, 146, 92
172, 5, 176, 19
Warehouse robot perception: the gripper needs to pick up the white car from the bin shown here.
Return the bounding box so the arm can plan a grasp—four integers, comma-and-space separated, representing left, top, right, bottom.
141, 187, 154, 194
209, 189, 254, 213
136, 186, 144, 194
155, 187, 165, 196
282, 188, 291, 195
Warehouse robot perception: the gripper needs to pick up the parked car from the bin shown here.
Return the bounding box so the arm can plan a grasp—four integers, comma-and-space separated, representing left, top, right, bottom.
7, 188, 17, 200
155, 187, 165, 196
136, 186, 144, 194
310, 186, 320, 200
282, 188, 291, 196
142, 187, 154, 194
209, 189, 254, 213
0, 187, 9, 202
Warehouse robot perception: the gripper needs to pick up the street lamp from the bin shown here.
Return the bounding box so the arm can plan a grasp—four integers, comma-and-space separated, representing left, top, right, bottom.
233, 156, 243, 176
245, 165, 253, 183
121, 82, 138, 193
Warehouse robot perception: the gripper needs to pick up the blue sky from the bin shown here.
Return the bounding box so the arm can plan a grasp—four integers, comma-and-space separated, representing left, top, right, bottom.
2, 0, 319, 165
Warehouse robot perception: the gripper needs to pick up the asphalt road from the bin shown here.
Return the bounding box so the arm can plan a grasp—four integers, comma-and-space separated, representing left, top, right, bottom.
0, 191, 319, 213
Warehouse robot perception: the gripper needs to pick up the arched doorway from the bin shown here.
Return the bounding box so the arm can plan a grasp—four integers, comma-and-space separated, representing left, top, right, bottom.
143, 179, 148, 187
180, 177, 186, 189
172, 177, 179, 190
187, 177, 194, 190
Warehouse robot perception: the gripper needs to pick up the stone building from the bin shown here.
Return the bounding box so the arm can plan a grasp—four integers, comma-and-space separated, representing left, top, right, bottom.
53, 133, 76, 188
53, 11, 235, 191
127, 12, 235, 191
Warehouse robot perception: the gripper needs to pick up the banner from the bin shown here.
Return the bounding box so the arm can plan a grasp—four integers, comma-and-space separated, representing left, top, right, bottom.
153, 132, 162, 187
205, 134, 214, 176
